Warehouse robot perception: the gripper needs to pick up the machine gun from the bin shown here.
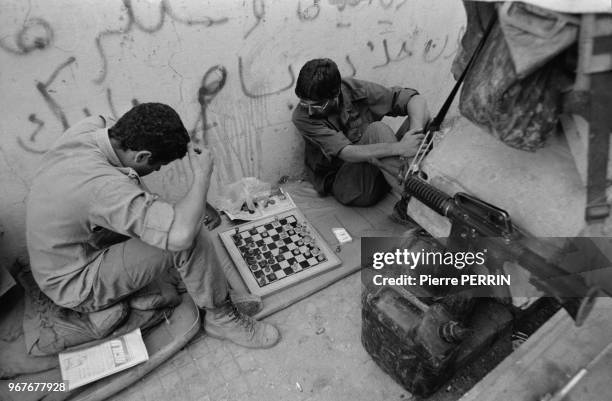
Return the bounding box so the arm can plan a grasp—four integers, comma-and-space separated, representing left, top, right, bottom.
403, 175, 605, 326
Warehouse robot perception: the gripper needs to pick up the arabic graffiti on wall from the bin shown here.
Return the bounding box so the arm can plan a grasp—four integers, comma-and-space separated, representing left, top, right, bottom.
2, 0, 464, 181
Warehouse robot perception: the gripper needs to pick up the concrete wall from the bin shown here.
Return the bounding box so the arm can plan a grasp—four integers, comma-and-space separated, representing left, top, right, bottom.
0, 0, 465, 267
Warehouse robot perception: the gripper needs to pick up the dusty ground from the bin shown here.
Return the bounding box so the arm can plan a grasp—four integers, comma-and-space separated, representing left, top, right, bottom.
0, 270, 560, 401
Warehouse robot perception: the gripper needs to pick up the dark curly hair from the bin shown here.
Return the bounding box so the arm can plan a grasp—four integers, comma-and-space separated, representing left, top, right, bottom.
295, 58, 341, 101
108, 103, 190, 164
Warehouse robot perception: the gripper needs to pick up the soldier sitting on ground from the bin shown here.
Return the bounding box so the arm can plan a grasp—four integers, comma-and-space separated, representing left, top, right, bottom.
291, 58, 430, 223
25, 103, 279, 354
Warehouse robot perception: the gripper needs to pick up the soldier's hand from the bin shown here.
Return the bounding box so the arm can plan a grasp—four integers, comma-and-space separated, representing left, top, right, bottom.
187, 145, 214, 182
398, 129, 425, 158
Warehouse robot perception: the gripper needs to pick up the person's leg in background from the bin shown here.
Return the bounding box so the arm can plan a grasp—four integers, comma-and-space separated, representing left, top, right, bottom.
359, 120, 409, 195
330, 120, 418, 226
329, 122, 399, 207
330, 121, 408, 204
330, 161, 390, 206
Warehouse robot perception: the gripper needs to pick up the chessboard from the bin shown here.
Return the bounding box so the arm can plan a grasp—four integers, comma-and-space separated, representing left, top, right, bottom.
219, 208, 341, 297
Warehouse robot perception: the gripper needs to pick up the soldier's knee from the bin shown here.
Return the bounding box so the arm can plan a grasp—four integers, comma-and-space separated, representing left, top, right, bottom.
362, 121, 396, 144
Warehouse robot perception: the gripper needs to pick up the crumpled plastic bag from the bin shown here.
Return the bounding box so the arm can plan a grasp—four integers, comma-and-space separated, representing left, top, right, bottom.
216, 177, 271, 214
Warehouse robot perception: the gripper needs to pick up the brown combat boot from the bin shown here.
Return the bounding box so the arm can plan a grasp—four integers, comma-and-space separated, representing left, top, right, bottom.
203, 300, 279, 349
230, 290, 263, 316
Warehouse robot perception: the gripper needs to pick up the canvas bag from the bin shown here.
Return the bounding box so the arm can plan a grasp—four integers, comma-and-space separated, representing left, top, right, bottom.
453, 1, 570, 151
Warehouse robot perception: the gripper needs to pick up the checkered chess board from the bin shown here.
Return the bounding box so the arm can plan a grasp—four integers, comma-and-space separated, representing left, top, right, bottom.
219, 208, 341, 297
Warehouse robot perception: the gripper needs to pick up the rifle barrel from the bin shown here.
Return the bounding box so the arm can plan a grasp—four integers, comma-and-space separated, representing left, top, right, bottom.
404, 176, 452, 216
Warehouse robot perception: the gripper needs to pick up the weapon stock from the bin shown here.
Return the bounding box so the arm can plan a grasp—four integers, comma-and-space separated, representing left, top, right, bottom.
403, 175, 602, 326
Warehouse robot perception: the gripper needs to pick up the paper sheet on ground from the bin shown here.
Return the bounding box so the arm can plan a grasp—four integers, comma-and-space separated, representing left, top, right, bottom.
59, 328, 149, 390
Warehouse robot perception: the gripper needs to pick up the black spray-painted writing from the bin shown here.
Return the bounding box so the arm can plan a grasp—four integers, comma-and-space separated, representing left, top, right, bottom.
36, 57, 76, 130
373, 39, 412, 68
238, 57, 295, 99
345, 55, 357, 77
93, 0, 228, 84
17, 115, 46, 154
197, 65, 227, 146
0, 18, 54, 55
18, 57, 75, 153
297, 0, 320, 21
244, 0, 265, 39
423, 35, 448, 63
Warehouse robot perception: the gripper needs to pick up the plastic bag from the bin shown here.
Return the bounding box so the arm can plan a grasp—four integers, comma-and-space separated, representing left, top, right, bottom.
216, 177, 272, 214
